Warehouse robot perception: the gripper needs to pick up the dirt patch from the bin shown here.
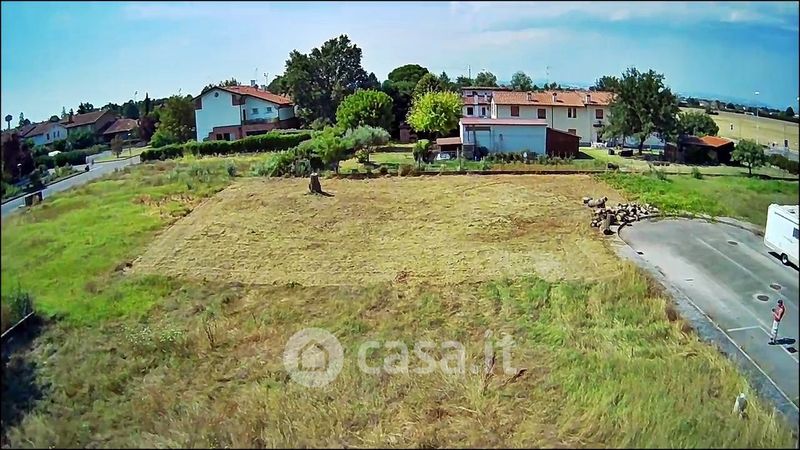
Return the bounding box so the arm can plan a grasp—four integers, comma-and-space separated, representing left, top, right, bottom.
132, 175, 626, 286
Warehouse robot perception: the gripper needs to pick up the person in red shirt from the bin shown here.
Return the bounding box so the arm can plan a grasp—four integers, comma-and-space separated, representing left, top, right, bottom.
769, 299, 785, 345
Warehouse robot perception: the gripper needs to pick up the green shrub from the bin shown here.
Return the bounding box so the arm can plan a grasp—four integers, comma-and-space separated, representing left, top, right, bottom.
652, 168, 668, 181
768, 154, 799, 175
150, 128, 179, 148
691, 167, 703, 179
34, 155, 55, 169
355, 149, 370, 163
225, 161, 237, 177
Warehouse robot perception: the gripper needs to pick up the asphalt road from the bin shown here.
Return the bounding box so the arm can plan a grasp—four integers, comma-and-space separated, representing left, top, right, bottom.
1, 156, 140, 218
621, 218, 799, 406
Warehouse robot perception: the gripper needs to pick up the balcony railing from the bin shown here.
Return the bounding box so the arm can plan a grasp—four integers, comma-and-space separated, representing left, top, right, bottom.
242, 118, 279, 126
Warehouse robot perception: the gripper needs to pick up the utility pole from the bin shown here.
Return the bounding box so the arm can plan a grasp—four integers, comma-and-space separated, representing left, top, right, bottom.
468, 65, 471, 80
754, 91, 760, 146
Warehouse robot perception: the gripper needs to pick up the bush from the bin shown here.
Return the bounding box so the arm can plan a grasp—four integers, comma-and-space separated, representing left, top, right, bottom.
768, 154, 799, 175
652, 168, 668, 181
142, 132, 314, 162
150, 128, 179, 148
140, 144, 184, 161
67, 130, 95, 150
379, 166, 388, 175
398, 164, 414, 176
34, 155, 55, 169
355, 149, 370, 163
225, 161, 237, 177
691, 167, 703, 179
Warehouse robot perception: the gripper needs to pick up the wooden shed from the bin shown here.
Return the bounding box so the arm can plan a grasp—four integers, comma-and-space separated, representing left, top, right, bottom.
546, 128, 580, 158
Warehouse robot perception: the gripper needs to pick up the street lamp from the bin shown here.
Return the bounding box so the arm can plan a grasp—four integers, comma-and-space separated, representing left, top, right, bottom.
754, 91, 759, 145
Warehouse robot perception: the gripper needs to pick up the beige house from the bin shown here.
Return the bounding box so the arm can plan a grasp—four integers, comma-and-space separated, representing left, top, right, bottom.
491, 90, 614, 145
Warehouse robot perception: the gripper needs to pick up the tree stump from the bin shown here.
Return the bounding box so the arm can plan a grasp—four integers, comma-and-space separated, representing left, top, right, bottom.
309, 172, 322, 194
601, 213, 613, 235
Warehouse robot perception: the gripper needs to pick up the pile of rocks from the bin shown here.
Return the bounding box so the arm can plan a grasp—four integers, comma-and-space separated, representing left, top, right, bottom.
582, 197, 660, 234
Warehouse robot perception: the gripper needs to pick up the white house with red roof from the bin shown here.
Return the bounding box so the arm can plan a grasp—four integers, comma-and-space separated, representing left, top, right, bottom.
22, 120, 68, 146
193, 82, 296, 141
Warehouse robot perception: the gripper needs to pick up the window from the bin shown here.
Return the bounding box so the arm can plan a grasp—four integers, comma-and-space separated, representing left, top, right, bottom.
252, 108, 259, 114
537, 108, 546, 119
568, 107, 577, 118
596, 109, 604, 120
794, 228, 799, 239
481, 107, 486, 116
266, 106, 273, 113
472, 91, 477, 96
568, 129, 577, 135
511, 106, 520, 117
223, 133, 231, 141
46, 133, 50, 140
216, 133, 223, 140
467, 107, 474, 115
214, 92, 219, 97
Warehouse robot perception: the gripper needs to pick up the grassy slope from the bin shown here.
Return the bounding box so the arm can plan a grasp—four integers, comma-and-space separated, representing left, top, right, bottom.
1, 163, 796, 447
599, 172, 799, 226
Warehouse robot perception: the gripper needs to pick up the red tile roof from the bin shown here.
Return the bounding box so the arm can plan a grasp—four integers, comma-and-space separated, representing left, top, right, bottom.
215, 86, 293, 106
103, 118, 138, 135
681, 135, 733, 148
493, 90, 614, 107
460, 117, 548, 126
22, 120, 64, 137
60, 109, 114, 128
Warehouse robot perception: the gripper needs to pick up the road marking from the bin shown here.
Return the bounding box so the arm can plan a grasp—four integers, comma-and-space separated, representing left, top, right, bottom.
694, 237, 761, 282
757, 326, 800, 363
727, 325, 762, 332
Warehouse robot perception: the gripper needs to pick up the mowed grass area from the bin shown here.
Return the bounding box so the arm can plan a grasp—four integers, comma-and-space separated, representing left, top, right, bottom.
1, 163, 796, 447
600, 172, 799, 227
583, 148, 795, 178
681, 107, 800, 151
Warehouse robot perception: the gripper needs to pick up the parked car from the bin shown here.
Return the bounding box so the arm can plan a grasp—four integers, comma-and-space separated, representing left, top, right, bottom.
435, 152, 451, 161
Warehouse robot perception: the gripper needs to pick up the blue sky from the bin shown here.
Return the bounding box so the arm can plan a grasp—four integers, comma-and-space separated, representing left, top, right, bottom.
2, 1, 798, 122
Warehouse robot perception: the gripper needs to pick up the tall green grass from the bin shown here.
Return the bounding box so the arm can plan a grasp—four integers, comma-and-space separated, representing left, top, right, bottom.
0, 158, 256, 327
600, 172, 799, 226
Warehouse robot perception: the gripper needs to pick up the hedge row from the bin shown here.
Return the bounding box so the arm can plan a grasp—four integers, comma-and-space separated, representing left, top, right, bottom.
33, 145, 108, 169
141, 131, 312, 161
768, 154, 799, 175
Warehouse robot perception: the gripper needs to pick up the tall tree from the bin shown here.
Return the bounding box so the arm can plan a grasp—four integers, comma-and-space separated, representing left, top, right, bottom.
153, 95, 195, 144
4, 114, 11, 130
282, 34, 370, 123
143, 93, 152, 115
335, 89, 394, 131
406, 91, 462, 138
474, 71, 498, 87
677, 110, 719, 137
510, 71, 533, 91
364, 72, 381, 90
77, 102, 95, 114
387, 64, 429, 85
591, 75, 619, 92
732, 139, 766, 176
1, 132, 34, 181
103, 102, 122, 115
138, 114, 157, 143
61, 106, 68, 119
786, 106, 795, 117
602, 67, 679, 154
438, 72, 454, 91
455, 76, 473, 88
18, 112, 29, 127
122, 101, 140, 119
413, 72, 443, 98
267, 75, 287, 94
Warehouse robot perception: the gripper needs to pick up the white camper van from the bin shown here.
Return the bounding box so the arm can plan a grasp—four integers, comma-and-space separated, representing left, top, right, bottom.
764, 204, 799, 266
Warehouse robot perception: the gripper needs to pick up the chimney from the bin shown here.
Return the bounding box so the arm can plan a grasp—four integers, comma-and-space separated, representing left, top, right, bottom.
526, 91, 532, 102
586, 93, 591, 104
260, 84, 267, 91
250, 79, 257, 87
552, 92, 557, 103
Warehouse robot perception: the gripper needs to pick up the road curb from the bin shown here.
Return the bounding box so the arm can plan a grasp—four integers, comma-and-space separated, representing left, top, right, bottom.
612, 219, 799, 433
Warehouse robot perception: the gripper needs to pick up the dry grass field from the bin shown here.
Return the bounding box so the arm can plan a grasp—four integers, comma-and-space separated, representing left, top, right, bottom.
681, 107, 800, 151
2, 162, 796, 447
132, 176, 625, 285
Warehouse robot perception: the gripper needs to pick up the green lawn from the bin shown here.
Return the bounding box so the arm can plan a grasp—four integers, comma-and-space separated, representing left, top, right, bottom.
0, 156, 259, 328
582, 148, 794, 178
94, 145, 149, 162
599, 172, 799, 226
339, 151, 606, 173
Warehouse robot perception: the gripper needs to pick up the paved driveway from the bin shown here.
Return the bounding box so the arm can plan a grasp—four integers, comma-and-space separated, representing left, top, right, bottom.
620, 218, 799, 406
1, 156, 140, 218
